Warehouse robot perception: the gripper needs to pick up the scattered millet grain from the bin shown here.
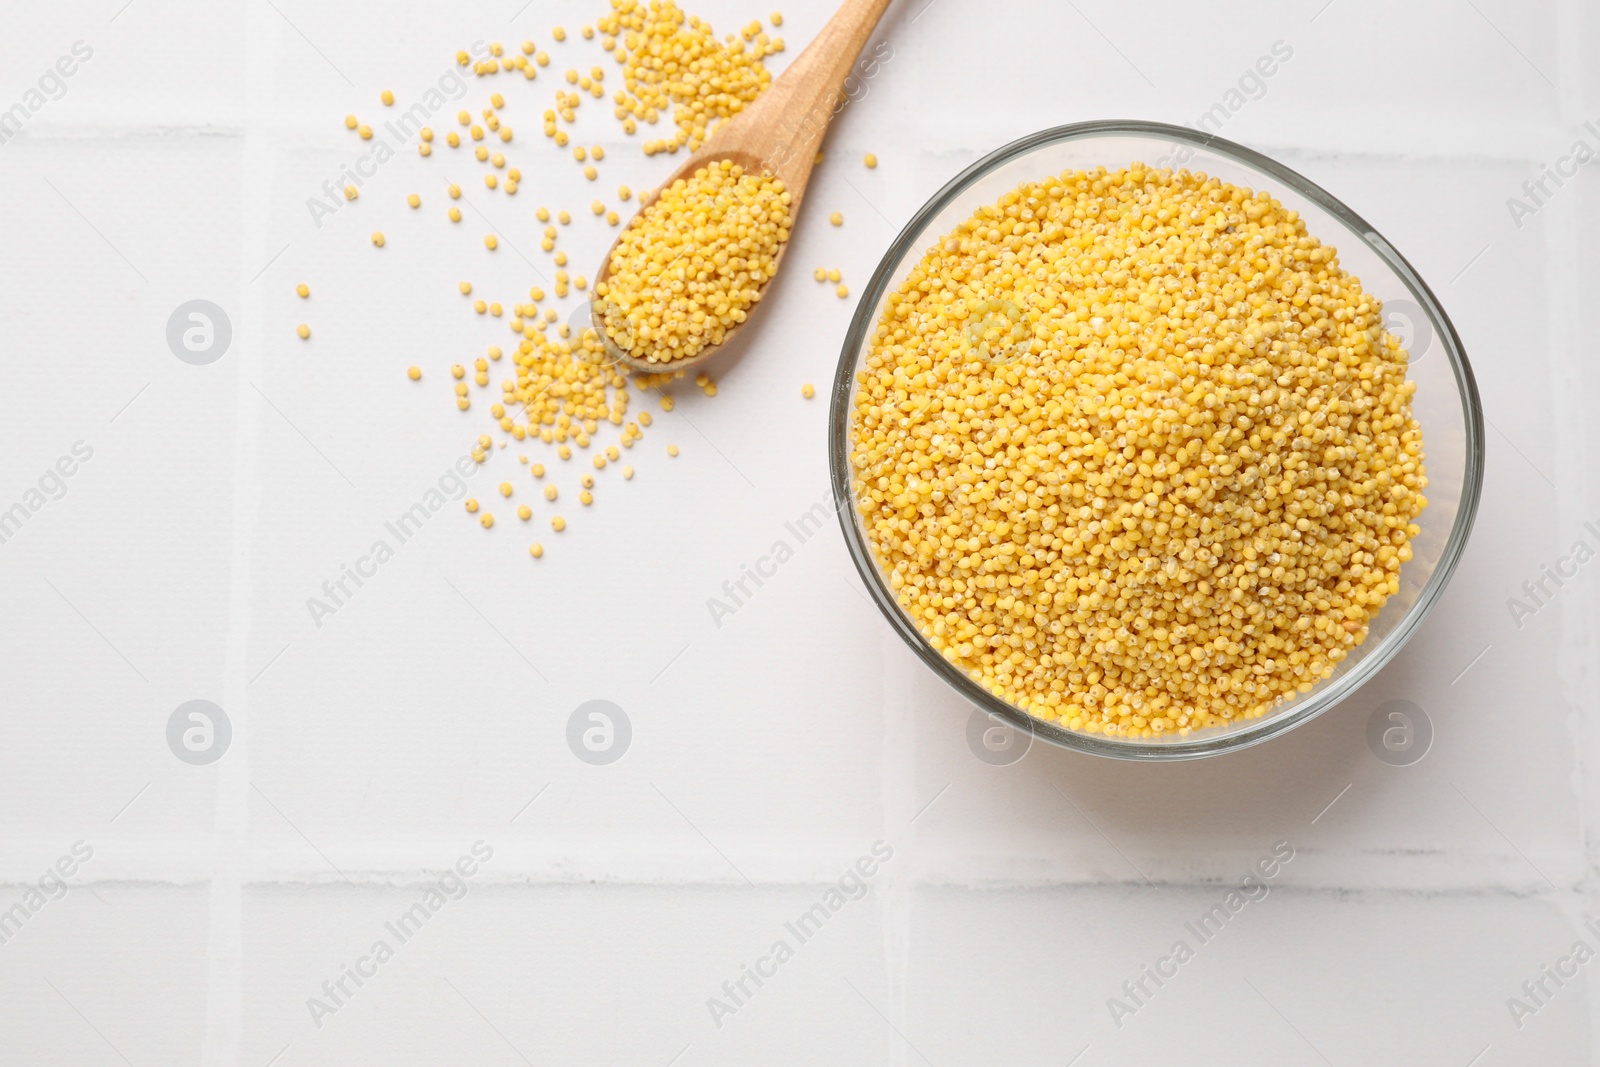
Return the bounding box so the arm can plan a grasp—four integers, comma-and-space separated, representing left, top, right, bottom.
602, 0, 779, 155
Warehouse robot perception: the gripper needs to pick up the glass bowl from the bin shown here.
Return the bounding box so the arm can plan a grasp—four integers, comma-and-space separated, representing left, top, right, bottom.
828, 120, 1485, 761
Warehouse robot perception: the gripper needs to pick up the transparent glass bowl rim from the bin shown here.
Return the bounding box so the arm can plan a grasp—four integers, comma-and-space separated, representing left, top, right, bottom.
827, 119, 1486, 762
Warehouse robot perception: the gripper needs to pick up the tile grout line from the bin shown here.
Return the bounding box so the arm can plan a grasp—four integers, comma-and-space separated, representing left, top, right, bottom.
200, 4, 279, 1062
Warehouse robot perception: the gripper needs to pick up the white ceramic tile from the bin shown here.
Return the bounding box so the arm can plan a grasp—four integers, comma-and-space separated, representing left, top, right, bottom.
0, 882, 211, 1065
241, 880, 890, 1066
1, 0, 1596, 1062
906, 885, 1589, 1066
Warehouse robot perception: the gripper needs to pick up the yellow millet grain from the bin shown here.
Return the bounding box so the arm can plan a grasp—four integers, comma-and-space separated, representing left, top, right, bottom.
600, 0, 778, 155
594, 160, 791, 365
849, 165, 1427, 739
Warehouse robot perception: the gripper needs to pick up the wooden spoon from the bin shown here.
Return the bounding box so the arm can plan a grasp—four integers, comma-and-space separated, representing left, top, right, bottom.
592, 0, 896, 373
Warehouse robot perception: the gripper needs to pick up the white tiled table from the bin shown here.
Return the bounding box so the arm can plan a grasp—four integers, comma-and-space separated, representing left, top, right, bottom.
1, 0, 1596, 1063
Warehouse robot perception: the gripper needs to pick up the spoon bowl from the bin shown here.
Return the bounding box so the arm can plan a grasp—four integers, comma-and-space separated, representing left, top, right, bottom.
591, 0, 894, 373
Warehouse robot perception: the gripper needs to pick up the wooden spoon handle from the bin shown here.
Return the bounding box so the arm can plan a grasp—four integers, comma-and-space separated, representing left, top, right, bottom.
712, 0, 895, 202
